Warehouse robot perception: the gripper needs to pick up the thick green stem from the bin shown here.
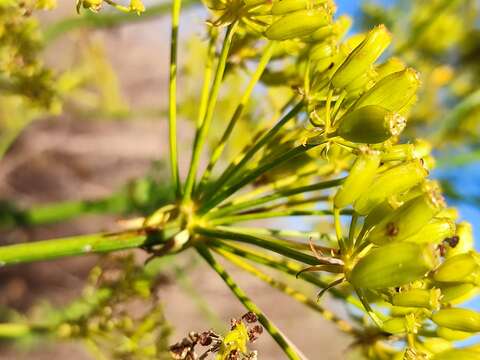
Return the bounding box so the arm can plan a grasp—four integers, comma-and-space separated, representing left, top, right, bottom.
200, 101, 304, 206
183, 23, 238, 202
0, 231, 148, 266
196, 245, 304, 360
206, 178, 343, 219
195, 226, 320, 265
197, 41, 277, 192
168, 0, 182, 197
216, 248, 356, 335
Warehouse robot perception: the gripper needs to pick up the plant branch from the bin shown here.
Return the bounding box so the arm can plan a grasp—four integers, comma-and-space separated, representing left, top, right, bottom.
200, 141, 325, 213
208, 208, 352, 225
183, 22, 238, 202
168, 0, 182, 197
200, 101, 304, 206
0, 231, 150, 266
224, 163, 334, 205
197, 41, 277, 192
195, 29, 218, 128
208, 240, 364, 308
195, 226, 320, 265
216, 248, 356, 335
196, 245, 304, 360
206, 178, 343, 219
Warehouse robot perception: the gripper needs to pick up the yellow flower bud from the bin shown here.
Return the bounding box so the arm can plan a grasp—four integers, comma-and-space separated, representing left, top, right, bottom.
381, 143, 416, 162
333, 149, 381, 208
331, 25, 391, 90
439, 283, 477, 304
432, 348, 480, 360
334, 105, 406, 144
375, 57, 406, 78
310, 42, 335, 61
367, 191, 445, 245
352, 68, 421, 113
422, 338, 452, 355
382, 317, 407, 334
265, 9, 331, 41
354, 160, 428, 215
437, 327, 474, 341
382, 313, 418, 335
129, 0, 145, 14
343, 67, 377, 96
403, 218, 456, 245
271, 0, 328, 15
348, 242, 435, 290
433, 252, 480, 284
432, 308, 480, 332
391, 288, 441, 310
437, 208, 459, 220
306, 14, 351, 42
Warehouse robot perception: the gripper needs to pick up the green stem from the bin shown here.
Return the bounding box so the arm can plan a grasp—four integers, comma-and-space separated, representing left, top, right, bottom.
261, 194, 329, 211
215, 226, 322, 241
195, 226, 319, 265
209, 208, 350, 225
200, 101, 304, 206
196, 245, 303, 360
183, 23, 238, 202
332, 90, 346, 123
334, 207, 346, 254
200, 140, 323, 213
206, 178, 343, 219
208, 239, 328, 287
195, 29, 218, 128
0, 231, 148, 266
207, 240, 363, 308
210, 225, 325, 252
224, 163, 333, 205
197, 41, 277, 193
168, 0, 182, 198
347, 213, 358, 250
354, 287, 384, 329
216, 248, 356, 335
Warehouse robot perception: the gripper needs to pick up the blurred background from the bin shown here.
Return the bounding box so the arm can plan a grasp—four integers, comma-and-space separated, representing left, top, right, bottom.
0, 0, 479, 359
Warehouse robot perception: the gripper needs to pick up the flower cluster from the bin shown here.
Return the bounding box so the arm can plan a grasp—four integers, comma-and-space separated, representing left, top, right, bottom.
0, 1, 479, 359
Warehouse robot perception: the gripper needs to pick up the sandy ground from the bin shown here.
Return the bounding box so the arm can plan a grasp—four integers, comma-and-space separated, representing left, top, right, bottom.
0, 4, 351, 359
